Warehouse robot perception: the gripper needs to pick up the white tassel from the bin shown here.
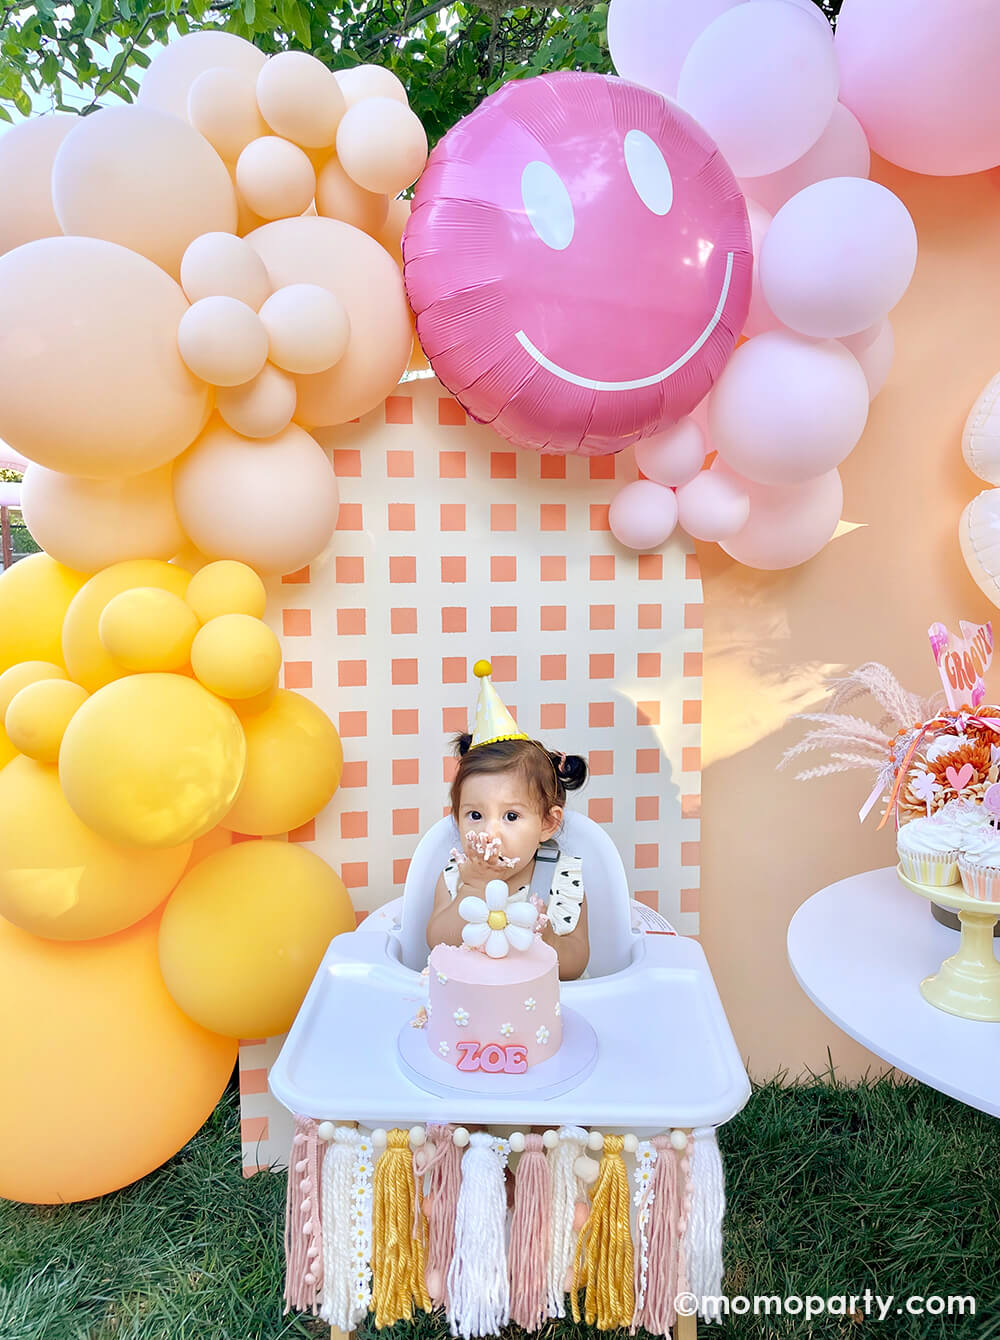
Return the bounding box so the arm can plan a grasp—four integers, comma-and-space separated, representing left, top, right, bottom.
446, 1133, 510, 1339
682, 1126, 725, 1323
319, 1128, 375, 1329
545, 1125, 588, 1319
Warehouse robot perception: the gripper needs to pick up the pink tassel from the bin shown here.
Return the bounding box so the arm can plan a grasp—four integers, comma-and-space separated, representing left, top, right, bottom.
283, 1116, 325, 1315
422, 1123, 461, 1308
508, 1135, 551, 1330
635, 1134, 681, 1335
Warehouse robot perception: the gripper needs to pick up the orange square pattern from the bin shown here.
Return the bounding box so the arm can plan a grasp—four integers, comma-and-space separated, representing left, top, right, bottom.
590, 702, 614, 728
442, 607, 466, 633
282, 609, 311, 637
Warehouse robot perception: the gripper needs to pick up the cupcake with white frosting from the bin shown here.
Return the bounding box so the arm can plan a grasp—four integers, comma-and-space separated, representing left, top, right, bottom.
896, 814, 962, 885
958, 827, 1000, 903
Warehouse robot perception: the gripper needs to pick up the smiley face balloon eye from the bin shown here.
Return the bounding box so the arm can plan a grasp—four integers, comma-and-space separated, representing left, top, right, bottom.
521, 160, 575, 250
624, 129, 674, 216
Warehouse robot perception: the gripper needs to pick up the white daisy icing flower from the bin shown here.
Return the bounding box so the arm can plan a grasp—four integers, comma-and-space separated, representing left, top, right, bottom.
453, 1006, 470, 1026
500, 1021, 514, 1037
536, 1025, 550, 1045
554, 1001, 561, 1015
458, 878, 538, 957
524, 996, 536, 1011
436, 969, 449, 984
438, 1040, 450, 1056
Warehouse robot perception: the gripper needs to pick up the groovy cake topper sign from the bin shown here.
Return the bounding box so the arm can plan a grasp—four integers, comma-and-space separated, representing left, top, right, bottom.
928, 619, 993, 710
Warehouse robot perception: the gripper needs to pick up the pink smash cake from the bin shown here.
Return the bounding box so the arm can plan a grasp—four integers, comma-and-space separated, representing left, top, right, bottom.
425, 940, 562, 1073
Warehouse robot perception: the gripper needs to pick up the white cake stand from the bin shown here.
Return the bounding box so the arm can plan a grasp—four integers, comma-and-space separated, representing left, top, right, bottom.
397, 1005, 599, 1100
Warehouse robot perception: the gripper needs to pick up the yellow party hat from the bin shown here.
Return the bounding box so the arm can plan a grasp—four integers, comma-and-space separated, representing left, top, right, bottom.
470, 659, 528, 749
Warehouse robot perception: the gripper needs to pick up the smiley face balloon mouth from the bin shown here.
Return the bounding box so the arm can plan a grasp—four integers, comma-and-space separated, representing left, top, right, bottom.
404, 70, 752, 457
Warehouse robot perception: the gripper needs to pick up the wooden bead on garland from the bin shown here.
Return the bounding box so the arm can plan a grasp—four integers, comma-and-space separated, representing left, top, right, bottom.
570, 1134, 635, 1330
370, 1128, 431, 1327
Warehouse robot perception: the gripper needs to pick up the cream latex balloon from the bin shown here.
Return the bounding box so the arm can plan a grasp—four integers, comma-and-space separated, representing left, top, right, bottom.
334, 64, 408, 108
960, 490, 1000, 607
20, 464, 185, 574
962, 372, 1000, 486
180, 231, 272, 310
0, 237, 211, 478
0, 114, 74, 255
315, 155, 389, 234
188, 66, 268, 163
256, 51, 346, 148
52, 105, 238, 280
173, 418, 339, 576
246, 216, 412, 426
259, 284, 351, 375
236, 137, 316, 222
138, 29, 266, 120
177, 296, 269, 387
335, 97, 428, 196
216, 363, 297, 438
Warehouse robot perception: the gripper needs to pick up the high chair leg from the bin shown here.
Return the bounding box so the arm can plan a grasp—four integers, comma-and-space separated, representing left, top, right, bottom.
330, 1328, 353, 1340
674, 1310, 698, 1339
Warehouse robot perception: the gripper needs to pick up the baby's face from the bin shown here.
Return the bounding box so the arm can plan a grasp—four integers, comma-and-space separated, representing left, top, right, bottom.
457, 771, 560, 875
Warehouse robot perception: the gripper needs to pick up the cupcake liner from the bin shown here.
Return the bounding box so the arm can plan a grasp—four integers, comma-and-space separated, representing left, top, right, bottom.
897, 847, 960, 887
958, 857, 1000, 903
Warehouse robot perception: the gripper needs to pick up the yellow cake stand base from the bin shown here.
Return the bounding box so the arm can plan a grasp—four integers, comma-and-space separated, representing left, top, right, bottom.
897, 865, 1000, 1021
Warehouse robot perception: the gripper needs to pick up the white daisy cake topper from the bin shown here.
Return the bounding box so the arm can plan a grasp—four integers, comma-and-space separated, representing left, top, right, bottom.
458, 878, 540, 958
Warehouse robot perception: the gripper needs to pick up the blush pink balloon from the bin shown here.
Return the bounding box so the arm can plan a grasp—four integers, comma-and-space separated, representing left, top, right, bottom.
741, 102, 870, 216
607, 0, 743, 98
405, 72, 752, 456
840, 319, 894, 400
635, 418, 706, 487
609, 479, 678, 551
676, 466, 749, 541
836, 0, 1000, 177
744, 199, 779, 338
719, 464, 843, 569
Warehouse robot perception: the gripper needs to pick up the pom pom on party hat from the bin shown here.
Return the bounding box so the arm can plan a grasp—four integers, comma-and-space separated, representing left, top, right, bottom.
471, 659, 528, 749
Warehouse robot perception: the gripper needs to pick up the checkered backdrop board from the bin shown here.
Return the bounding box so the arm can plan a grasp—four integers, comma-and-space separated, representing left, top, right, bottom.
238, 375, 703, 1173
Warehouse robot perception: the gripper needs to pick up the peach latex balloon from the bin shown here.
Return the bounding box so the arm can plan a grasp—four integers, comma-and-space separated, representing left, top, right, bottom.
0, 554, 85, 676
315, 154, 389, 234
0, 237, 211, 479
20, 463, 185, 573
336, 97, 428, 195
0, 114, 74, 255
0, 907, 235, 1203
256, 51, 347, 148
177, 296, 269, 387
246, 217, 412, 425
52, 105, 238, 280
236, 136, 316, 221
259, 283, 351, 375
138, 29, 266, 121
335, 64, 408, 108
173, 418, 340, 576
180, 231, 272, 310
216, 363, 298, 438
188, 66, 268, 163
376, 195, 410, 265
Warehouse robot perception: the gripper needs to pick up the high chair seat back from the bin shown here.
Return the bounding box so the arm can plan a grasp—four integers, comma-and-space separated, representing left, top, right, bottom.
396, 809, 635, 976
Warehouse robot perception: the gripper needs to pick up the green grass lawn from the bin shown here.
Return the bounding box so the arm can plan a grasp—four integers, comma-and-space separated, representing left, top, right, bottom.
2, 1071, 998, 1340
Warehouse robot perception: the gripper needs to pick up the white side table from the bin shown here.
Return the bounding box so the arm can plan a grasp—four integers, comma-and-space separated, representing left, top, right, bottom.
786, 867, 1000, 1118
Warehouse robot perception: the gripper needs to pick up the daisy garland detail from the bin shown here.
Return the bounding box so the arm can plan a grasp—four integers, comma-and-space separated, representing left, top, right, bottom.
632, 1140, 658, 1318
350, 1135, 375, 1323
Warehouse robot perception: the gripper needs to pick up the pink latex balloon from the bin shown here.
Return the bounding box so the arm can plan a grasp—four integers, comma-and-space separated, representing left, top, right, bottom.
608, 479, 678, 551
741, 102, 870, 216
405, 72, 751, 456
836, 0, 1000, 177
635, 418, 705, 487
759, 177, 917, 339
744, 199, 778, 338
719, 465, 843, 570
840, 319, 895, 401
676, 466, 749, 542
607, 0, 743, 98
709, 330, 869, 485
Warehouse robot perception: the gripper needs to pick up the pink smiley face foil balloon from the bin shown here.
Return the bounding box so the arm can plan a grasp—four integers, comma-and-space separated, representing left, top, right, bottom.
404, 71, 752, 456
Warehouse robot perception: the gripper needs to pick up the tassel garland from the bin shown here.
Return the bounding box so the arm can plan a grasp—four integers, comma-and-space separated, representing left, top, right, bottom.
320, 1127, 375, 1329
571, 1134, 634, 1329
421, 1123, 462, 1308
508, 1134, 551, 1330
371, 1128, 431, 1327
633, 1133, 680, 1335
446, 1133, 511, 1339
546, 1126, 588, 1319
683, 1126, 725, 1323
283, 1116, 324, 1315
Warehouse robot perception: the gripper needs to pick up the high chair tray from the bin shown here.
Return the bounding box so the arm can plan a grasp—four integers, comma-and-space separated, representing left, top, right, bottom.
270, 930, 751, 1129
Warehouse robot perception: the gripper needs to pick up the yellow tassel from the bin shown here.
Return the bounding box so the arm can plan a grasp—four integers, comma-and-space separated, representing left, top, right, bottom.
570, 1135, 635, 1329
370, 1129, 432, 1327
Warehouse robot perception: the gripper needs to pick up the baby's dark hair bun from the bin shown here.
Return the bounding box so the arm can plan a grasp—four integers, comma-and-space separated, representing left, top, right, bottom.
452, 732, 474, 756
551, 751, 588, 791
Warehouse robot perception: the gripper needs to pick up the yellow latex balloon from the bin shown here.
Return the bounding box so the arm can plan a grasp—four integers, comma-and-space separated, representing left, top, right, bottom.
184, 558, 267, 622
190, 613, 282, 699
0, 553, 86, 675
0, 907, 235, 1202
5, 678, 88, 764
158, 840, 354, 1036
0, 756, 191, 940
0, 660, 68, 769
59, 673, 247, 848
62, 559, 190, 692
99, 587, 199, 672
221, 689, 343, 835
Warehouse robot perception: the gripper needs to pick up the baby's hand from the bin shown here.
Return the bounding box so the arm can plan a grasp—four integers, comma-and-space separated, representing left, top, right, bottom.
454, 832, 517, 889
